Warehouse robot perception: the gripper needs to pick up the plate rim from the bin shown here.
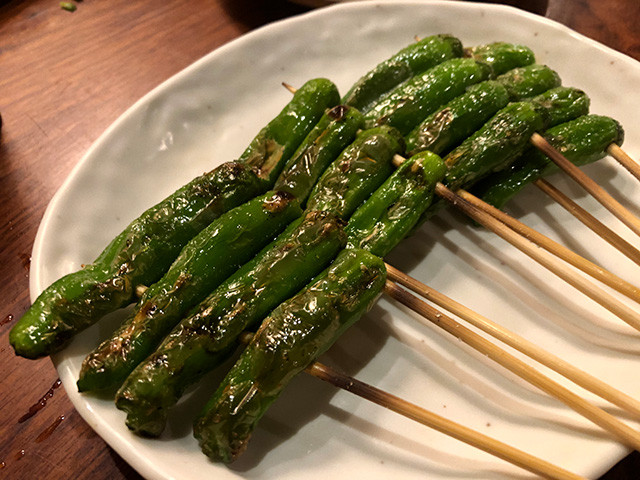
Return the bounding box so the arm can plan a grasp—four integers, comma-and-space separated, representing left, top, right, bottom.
30, 2, 640, 479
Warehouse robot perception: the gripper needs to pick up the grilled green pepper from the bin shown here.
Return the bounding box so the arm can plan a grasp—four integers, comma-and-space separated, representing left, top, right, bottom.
496, 64, 561, 100
405, 81, 511, 156
76, 191, 301, 392
11, 163, 267, 359
274, 105, 364, 203
114, 211, 347, 435
239, 78, 340, 183
464, 42, 535, 75
364, 58, 493, 135
10, 79, 338, 360
343, 34, 463, 112
405, 64, 563, 157
529, 86, 590, 128
476, 115, 623, 208
193, 248, 386, 463
443, 101, 549, 191
306, 126, 404, 219
346, 151, 446, 257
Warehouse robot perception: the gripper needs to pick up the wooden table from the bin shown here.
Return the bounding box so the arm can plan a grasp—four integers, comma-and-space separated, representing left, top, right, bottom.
1, 0, 639, 478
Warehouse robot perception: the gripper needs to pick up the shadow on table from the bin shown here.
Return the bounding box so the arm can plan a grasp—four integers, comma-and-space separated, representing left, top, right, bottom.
220, 0, 311, 30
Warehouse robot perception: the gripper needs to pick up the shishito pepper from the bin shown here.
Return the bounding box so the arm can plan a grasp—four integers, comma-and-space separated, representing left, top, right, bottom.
76, 190, 301, 392
443, 101, 550, 191
342, 34, 463, 112
405, 65, 561, 157
193, 248, 386, 463
239, 78, 341, 183
273, 105, 364, 203
113, 211, 346, 436
10, 78, 339, 359
496, 64, 561, 101
107, 126, 403, 435
78, 103, 363, 391
476, 115, 624, 208
464, 41, 535, 74
529, 86, 590, 128
306, 125, 404, 219
364, 57, 493, 135
346, 151, 447, 257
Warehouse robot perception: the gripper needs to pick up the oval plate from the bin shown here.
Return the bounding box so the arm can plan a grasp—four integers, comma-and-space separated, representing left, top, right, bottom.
32, 1, 640, 479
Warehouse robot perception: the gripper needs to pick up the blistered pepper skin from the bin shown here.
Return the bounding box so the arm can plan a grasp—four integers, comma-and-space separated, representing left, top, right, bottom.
274, 106, 365, 203
496, 64, 561, 101
113, 211, 347, 436
76, 191, 301, 392
405, 81, 511, 157
10, 162, 267, 359
193, 249, 386, 463
240, 78, 341, 183
343, 34, 463, 112
306, 126, 404, 219
443, 101, 549, 192
476, 115, 623, 208
10, 79, 339, 360
364, 58, 493, 135
346, 151, 447, 257
529, 86, 590, 128
464, 42, 535, 75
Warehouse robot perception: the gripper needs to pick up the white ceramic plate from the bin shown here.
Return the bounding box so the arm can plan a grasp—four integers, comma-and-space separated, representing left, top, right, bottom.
32, 1, 640, 479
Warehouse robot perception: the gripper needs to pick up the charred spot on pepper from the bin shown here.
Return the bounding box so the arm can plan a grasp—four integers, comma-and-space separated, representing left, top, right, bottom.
262, 191, 296, 213
327, 105, 349, 121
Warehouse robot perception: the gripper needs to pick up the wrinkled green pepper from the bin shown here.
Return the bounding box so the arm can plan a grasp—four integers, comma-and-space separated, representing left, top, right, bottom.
476, 115, 623, 208
347, 151, 447, 257
76, 191, 301, 392
343, 34, 463, 112
10, 78, 339, 359
193, 248, 386, 463
364, 58, 493, 135
274, 105, 364, 203
306, 126, 404, 219
114, 211, 346, 435
464, 41, 535, 75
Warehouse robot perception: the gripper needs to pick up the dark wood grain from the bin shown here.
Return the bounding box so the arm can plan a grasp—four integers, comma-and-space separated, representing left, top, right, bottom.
0, 1, 638, 478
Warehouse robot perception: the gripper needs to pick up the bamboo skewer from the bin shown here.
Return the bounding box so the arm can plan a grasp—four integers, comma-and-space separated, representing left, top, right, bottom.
456, 188, 640, 303
534, 178, 640, 266
530, 133, 640, 237
236, 332, 585, 479
384, 280, 640, 452
309, 362, 585, 480
385, 263, 640, 419
435, 183, 640, 333
608, 143, 640, 183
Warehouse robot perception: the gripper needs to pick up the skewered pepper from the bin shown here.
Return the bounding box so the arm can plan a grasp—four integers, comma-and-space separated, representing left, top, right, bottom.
405, 80, 511, 156
529, 86, 590, 128
10, 78, 339, 359
78, 102, 364, 390
363, 57, 493, 135
274, 105, 364, 203
405, 65, 560, 157
342, 34, 463, 112
464, 41, 535, 75
76, 191, 301, 392
495, 64, 561, 101
114, 211, 346, 435
347, 151, 446, 257
193, 248, 386, 463
443, 101, 549, 191
306, 126, 404, 219
239, 78, 341, 183
476, 115, 624, 208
